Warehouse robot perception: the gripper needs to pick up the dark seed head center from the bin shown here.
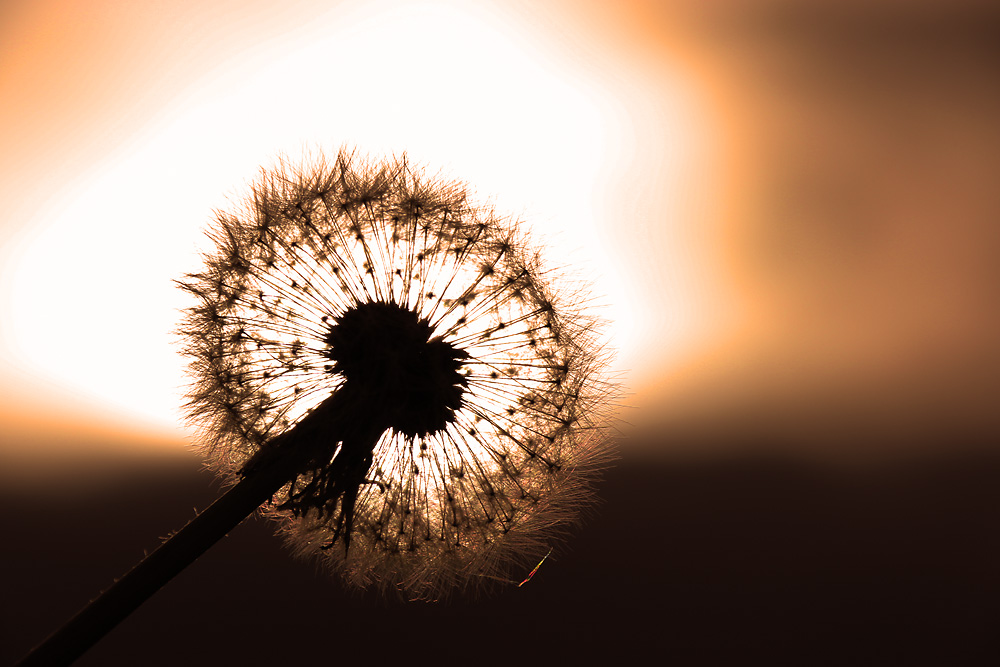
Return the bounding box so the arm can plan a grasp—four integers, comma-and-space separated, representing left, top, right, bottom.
323, 301, 469, 439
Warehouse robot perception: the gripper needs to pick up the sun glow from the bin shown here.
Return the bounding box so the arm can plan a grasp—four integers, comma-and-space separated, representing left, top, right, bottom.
0, 0, 715, 451
0, 1, 640, 431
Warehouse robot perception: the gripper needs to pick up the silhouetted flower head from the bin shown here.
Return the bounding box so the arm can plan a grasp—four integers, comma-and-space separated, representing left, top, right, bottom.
179, 149, 612, 597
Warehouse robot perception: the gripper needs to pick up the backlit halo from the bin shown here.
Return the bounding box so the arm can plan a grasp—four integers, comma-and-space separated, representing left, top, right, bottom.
179, 149, 612, 597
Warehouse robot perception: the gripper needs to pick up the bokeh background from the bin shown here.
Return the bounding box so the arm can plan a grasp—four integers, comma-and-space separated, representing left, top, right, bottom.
2, 1, 998, 664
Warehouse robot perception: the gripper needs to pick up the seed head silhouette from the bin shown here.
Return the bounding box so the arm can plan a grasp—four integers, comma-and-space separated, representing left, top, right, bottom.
17, 148, 613, 666
179, 149, 614, 597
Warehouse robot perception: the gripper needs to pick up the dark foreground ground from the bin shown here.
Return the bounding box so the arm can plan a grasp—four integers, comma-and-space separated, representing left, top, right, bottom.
3, 437, 999, 666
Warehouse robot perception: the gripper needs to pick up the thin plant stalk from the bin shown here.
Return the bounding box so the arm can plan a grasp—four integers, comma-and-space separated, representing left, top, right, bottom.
17, 392, 369, 667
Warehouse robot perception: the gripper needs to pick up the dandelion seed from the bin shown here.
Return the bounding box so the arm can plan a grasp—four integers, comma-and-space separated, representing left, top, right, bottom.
178, 148, 614, 597
518, 548, 554, 587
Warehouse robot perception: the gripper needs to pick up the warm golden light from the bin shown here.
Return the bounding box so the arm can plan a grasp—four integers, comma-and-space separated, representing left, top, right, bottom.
8, 1, 988, 465
1, 0, 713, 448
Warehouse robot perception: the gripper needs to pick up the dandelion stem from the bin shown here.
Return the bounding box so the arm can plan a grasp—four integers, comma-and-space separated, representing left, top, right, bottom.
16, 394, 353, 667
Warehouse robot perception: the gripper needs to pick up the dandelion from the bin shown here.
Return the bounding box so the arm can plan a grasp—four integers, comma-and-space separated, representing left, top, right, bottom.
179, 148, 613, 596
17, 148, 612, 665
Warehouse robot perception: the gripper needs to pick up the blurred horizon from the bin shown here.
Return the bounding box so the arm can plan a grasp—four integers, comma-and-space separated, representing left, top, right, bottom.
5, 435, 1000, 664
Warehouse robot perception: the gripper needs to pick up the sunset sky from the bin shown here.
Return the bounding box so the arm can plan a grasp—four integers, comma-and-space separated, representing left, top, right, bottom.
3, 3, 1000, 664
2, 0, 998, 471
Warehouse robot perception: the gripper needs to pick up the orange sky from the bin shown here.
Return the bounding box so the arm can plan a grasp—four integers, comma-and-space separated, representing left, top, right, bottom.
2, 0, 998, 467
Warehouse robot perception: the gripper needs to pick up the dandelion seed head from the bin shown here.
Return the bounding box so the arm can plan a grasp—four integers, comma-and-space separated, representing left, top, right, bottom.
179, 148, 614, 597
